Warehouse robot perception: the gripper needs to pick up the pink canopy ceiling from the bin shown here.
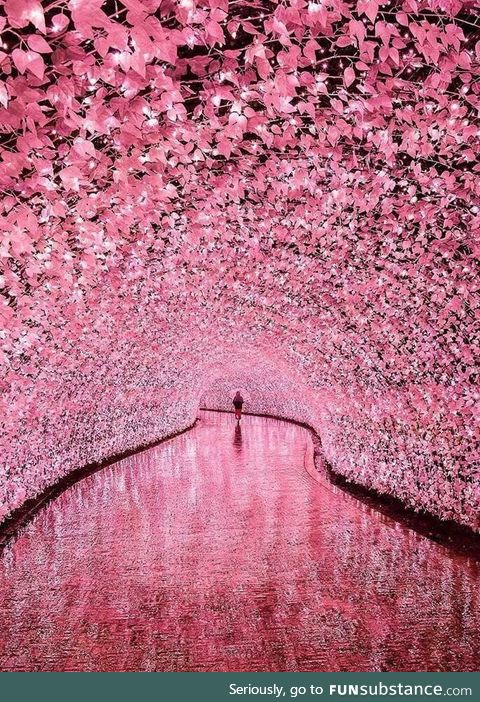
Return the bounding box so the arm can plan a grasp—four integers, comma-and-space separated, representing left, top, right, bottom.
0, 0, 479, 530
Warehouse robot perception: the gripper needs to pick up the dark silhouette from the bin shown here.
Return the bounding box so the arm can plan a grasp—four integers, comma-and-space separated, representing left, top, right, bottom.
232, 391, 244, 421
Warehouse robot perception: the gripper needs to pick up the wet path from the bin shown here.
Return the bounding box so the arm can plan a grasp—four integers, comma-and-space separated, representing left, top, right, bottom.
1, 411, 479, 671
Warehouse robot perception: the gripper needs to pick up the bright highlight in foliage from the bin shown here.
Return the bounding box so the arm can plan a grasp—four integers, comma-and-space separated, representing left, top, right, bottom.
0, 1, 479, 530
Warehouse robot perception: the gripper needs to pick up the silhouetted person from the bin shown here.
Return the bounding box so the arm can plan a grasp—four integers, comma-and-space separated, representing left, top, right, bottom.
233, 390, 244, 421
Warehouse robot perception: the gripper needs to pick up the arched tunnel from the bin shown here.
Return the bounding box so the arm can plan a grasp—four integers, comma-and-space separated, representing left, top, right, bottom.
0, 0, 479, 673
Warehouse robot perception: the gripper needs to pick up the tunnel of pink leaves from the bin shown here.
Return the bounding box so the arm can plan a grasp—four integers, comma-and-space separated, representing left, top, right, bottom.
1, 0, 480, 675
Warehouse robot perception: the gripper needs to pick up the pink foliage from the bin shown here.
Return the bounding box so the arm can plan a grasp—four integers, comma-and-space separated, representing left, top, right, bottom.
0, 1, 479, 529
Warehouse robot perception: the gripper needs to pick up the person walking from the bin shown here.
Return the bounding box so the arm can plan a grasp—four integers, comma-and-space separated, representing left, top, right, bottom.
232, 391, 244, 422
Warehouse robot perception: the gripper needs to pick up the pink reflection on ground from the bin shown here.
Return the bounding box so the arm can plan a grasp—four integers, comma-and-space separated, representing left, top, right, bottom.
0, 411, 479, 671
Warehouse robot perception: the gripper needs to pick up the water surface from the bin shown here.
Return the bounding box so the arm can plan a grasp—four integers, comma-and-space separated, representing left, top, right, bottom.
1, 411, 478, 671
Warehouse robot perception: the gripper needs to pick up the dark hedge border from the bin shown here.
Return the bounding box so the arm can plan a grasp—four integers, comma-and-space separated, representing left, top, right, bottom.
0, 419, 197, 551
204, 408, 480, 560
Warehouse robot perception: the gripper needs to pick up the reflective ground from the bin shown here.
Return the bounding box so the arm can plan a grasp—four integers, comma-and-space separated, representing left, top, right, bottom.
1, 411, 479, 671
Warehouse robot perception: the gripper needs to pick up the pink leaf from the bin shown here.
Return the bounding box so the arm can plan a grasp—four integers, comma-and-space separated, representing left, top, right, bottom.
73, 138, 96, 159
344, 66, 355, 87
0, 81, 9, 108
217, 140, 232, 158
205, 19, 225, 46
27, 34, 53, 53
12, 48, 44, 79
358, 0, 379, 23
50, 13, 69, 32
12, 49, 29, 74
59, 166, 83, 191
27, 51, 45, 79
5, 0, 46, 33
